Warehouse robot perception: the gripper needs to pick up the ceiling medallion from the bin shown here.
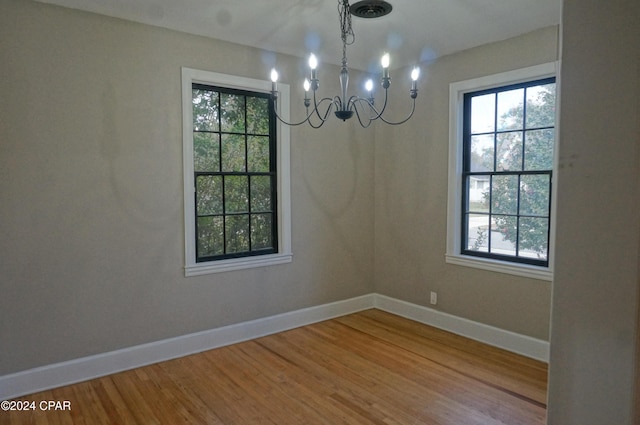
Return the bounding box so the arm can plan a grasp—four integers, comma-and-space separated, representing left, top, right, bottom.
349, 0, 393, 19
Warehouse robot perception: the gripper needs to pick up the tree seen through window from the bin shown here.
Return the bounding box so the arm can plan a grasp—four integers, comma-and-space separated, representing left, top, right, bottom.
463, 79, 555, 266
192, 84, 277, 262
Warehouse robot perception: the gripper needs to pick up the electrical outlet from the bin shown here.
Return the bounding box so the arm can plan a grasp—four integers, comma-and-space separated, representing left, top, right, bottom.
430, 291, 437, 305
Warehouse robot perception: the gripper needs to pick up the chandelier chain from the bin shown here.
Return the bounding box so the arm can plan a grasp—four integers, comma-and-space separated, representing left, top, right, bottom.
338, 0, 355, 63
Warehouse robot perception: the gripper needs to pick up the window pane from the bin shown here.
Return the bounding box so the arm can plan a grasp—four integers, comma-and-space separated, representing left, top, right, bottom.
466, 214, 489, 252
226, 215, 250, 254
221, 134, 246, 172
496, 131, 523, 171
248, 136, 270, 172
196, 176, 223, 215
491, 175, 518, 214
247, 97, 269, 135
251, 176, 272, 212
526, 84, 556, 129
197, 216, 224, 257
490, 216, 517, 257
192, 89, 219, 132
193, 132, 220, 172
251, 214, 273, 250
466, 175, 490, 212
520, 175, 550, 216
470, 94, 495, 134
524, 129, 554, 171
497, 88, 524, 131
224, 176, 248, 213
518, 217, 549, 261
470, 134, 494, 172
220, 93, 246, 133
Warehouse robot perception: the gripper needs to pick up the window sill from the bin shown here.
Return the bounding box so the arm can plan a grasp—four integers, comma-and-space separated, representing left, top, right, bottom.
185, 253, 293, 277
445, 254, 552, 281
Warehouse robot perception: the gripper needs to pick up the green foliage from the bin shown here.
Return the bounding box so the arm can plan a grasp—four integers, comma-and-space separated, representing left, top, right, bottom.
472, 225, 487, 251
192, 87, 275, 259
477, 83, 555, 259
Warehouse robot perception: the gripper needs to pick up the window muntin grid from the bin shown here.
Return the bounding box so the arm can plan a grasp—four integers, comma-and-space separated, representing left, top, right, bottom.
462, 78, 555, 266
192, 84, 277, 262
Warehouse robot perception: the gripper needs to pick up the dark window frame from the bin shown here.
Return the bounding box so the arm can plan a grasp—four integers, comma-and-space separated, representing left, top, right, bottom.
192, 83, 278, 262
461, 77, 556, 267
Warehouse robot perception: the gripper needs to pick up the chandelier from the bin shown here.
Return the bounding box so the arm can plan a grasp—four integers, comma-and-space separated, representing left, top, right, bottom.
269, 0, 420, 128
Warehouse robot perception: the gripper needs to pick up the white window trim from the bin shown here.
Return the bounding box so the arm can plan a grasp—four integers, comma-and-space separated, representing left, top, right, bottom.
181, 67, 292, 277
446, 62, 558, 282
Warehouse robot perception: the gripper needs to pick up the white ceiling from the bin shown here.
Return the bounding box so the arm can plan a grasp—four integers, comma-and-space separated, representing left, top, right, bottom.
36, 0, 561, 72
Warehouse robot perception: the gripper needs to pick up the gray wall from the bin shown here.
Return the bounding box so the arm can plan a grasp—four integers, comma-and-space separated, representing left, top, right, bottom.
547, 0, 640, 424
374, 27, 558, 340
0, 0, 375, 375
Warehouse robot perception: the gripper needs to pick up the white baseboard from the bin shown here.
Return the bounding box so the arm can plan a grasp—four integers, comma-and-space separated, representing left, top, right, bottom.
0, 294, 374, 400
1, 293, 548, 400
373, 294, 550, 362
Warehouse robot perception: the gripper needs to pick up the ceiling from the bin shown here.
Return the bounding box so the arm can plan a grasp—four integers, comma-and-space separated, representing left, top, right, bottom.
36, 0, 561, 72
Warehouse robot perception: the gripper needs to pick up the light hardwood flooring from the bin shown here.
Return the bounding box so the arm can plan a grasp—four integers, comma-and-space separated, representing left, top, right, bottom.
3, 309, 548, 424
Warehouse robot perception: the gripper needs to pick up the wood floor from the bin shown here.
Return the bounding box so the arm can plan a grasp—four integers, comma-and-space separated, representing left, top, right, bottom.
3, 309, 548, 424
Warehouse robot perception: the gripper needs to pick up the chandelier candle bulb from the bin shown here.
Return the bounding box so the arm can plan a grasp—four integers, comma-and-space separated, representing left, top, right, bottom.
381, 53, 390, 78
309, 54, 318, 70
381, 53, 390, 68
303, 79, 311, 107
365, 79, 374, 91
303, 79, 311, 97
381, 53, 391, 88
365, 79, 374, 101
411, 67, 420, 91
411, 67, 420, 81
309, 54, 318, 83
270, 69, 278, 93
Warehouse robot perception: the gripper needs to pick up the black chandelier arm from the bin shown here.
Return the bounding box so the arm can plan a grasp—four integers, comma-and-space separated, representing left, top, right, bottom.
376, 97, 417, 125
310, 89, 337, 123
308, 93, 337, 127
271, 93, 335, 127
348, 97, 377, 128
347, 91, 417, 127
271, 98, 314, 126
345, 88, 390, 126
273, 88, 417, 128
307, 99, 334, 129
352, 90, 389, 121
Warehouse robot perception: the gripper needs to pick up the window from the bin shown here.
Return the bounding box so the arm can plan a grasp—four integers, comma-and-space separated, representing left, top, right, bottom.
192, 84, 277, 261
447, 63, 557, 280
182, 68, 292, 276
463, 78, 556, 266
